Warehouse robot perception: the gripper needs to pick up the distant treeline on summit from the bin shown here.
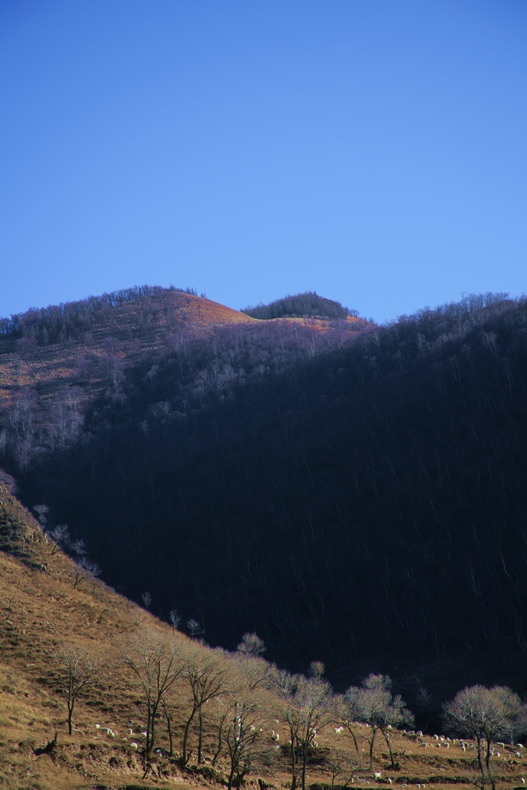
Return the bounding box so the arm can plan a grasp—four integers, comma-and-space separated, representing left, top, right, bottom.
242, 291, 357, 320
0, 285, 196, 346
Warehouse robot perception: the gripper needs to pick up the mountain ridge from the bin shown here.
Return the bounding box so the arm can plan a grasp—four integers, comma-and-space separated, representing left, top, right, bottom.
0, 287, 367, 469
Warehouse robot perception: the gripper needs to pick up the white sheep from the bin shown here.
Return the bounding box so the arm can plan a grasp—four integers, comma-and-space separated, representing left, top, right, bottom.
99, 726, 115, 737
334, 726, 344, 735
130, 742, 138, 749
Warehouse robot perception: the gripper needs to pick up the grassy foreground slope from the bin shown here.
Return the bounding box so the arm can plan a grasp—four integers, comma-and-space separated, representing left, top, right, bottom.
1, 480, 246, 789
0, 480, 182, 789
2, 483, 527, 790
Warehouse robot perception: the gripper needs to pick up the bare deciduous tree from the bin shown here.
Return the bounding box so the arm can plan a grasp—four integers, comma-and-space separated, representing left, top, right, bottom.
237, 632, 266, 657
308, 661, 325, 680
33, 503, 49, 529
72, 556, 101, 590
186, 617, 205, 642
443, 685, 527, 790
169, 608, 181, 629
280, 671, 335, 790
47, 386, 83, 450
48, 524, 72, 556
122, 629, 184, 756
210, 697, 232, 766
53, 646, 99, 735
326, 755, 359, 790
141, 591, 152, 610
234, 653, 275, 692
224, 699, 263, 790
345, 674, 413, 769
180, 649, 228, 766
333, 694, 361, 763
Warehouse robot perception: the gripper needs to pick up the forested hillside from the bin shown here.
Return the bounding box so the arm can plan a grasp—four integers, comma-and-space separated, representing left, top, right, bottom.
3, 291, 526, 725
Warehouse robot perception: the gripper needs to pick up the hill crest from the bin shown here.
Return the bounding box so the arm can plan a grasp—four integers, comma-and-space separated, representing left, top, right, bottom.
242, 290, 357, 321
0, 286, 369, 471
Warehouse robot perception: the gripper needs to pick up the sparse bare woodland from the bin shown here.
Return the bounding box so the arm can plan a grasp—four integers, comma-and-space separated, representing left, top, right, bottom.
121, 628, 185, 755
345, 674, 414, 769
179, 648, 229, 766
443, 685, 527, 790
280, 670, 336, 790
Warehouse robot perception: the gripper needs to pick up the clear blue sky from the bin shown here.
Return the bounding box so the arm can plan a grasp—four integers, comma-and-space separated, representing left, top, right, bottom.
1, 0, 526, 324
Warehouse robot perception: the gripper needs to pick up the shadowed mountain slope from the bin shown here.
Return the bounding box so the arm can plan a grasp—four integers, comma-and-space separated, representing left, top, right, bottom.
4, 484, 527, 790
7, 293, 527, 722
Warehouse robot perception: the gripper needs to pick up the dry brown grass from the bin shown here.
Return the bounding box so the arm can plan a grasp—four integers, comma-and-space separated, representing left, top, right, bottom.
266, 315, 366, 332
1, 485, 527, 790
